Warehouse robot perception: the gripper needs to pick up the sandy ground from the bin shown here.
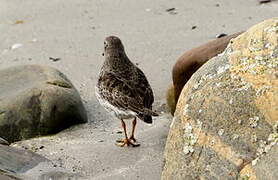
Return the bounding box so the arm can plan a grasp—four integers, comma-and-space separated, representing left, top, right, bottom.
0, 0, 277, 179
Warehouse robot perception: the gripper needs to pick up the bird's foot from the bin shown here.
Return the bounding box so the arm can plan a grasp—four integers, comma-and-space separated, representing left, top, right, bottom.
128, 135, 137, 142
115, 139, 140, 147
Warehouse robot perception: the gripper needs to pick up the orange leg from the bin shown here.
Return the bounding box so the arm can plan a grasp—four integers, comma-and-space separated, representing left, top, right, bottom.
116, 119, 140, 147
129, 118, 137, 142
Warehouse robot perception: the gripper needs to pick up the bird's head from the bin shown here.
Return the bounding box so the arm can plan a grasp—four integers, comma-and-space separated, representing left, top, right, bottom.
103, 36, 125, 56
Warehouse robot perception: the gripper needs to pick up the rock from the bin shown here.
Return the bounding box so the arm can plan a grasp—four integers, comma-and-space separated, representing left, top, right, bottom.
251, 145, 278, 179
0, 137, 9, 145
166, 84, 175, 115
0, 144, 47, 174
162, 18, 278, 179
0, 144, 81, 180
216, 33, 227, 38
170, 32, 243, 114
0, 170, 23, 180
0, 65, 87, 143
259, 0, 272, 4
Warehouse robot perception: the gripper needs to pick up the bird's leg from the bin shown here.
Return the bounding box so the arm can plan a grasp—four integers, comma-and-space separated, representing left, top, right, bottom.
116, 119, 140, 147
129, 118, 137, 142
116, 119, 128, 143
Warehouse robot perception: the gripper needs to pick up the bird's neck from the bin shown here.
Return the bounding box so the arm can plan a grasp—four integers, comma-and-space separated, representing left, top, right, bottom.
104, 50, 133, 72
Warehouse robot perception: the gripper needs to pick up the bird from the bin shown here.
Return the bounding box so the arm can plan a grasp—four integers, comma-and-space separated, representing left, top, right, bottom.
95, 36, 158, 147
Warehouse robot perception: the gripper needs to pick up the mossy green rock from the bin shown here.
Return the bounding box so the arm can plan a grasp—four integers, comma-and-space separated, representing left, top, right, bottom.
162, 18, 278, 179
0, 65, 87, 143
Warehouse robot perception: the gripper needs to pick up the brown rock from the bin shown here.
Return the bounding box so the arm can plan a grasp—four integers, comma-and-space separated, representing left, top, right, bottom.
162, 18, 278, 179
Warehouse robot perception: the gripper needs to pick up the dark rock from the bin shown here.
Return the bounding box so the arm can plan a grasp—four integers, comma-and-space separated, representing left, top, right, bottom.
0, 137, 9, 145
49, 57, 61, 62
166, 8, 177, 15
0, 144, 81, 180
0, 65, 87, 143
191, 25, 197, 30
216, 33, 227, 38
162, 18, 278, 179
259, 0, 272, 4
0, 144, 47, 174
0, 169, 23, 180
166, 8, 175, 12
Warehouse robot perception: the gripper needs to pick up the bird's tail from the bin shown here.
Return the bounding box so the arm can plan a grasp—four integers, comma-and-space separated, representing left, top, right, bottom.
143, 115, 152, 124
143, 108, 159, 117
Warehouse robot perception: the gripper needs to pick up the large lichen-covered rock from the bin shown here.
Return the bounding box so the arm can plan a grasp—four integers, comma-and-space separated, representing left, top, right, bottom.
169, 32, 243, 115
162, 18, 278, 179
0, 65, 87, 143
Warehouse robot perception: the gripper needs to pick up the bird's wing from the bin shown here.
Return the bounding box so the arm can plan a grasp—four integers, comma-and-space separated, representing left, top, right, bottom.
98, 72, 155, 116
134, 67, 154, 109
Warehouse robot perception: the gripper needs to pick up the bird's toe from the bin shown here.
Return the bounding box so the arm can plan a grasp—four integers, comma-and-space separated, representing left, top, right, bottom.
129, 136, 137, 142
115, 139, 140, 147
116, 139, 125, 143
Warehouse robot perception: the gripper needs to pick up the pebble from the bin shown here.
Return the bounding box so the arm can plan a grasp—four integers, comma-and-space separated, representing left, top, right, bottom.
11, 43, 23, 50
259, 0, 271, 4
216, 33, 227, 38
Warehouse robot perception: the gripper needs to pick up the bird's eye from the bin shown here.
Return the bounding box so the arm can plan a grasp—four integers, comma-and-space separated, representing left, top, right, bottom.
104, 41, 108, 49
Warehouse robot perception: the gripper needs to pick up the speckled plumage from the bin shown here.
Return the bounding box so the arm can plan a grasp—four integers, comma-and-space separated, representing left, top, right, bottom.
96, 36, 157, 124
